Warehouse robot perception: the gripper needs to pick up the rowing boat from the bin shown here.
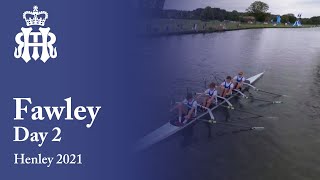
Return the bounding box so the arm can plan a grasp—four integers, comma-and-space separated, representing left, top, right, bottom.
135, 72, 265, 151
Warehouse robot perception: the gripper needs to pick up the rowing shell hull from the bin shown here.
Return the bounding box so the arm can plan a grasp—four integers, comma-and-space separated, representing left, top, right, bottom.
135, 72, 265, 151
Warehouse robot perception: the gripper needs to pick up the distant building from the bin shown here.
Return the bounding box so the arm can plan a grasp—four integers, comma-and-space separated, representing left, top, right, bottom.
240, 16, 256, 23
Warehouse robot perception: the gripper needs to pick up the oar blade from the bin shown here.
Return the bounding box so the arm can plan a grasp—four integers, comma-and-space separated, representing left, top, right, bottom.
272, 101, 283, 104
252, 127, 265, 131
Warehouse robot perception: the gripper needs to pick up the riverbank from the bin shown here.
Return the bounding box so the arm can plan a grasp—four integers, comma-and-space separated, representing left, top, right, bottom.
143, 19, 317, 36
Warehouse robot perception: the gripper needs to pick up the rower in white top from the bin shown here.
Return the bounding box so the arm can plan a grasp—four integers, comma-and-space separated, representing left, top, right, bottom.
171, 93, 198, 125
220, 76, 234, 97
233, 71, 246, 90
202, 82, 218, 108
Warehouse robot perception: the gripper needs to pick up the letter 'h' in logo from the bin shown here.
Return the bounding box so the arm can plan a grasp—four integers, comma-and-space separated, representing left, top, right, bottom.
14, 6, 57, 63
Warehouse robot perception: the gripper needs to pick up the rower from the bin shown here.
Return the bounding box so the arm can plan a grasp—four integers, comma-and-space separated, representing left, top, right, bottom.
172, 93, 198, 124
233, 71, 246, 90
203, 82, 218, 108
220, 76, 234, 97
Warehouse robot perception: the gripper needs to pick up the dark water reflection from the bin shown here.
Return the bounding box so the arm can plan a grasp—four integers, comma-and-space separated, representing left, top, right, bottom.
139, 28, 320, 180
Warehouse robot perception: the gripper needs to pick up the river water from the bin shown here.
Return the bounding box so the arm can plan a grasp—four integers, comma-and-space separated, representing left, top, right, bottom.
138, 28, 320, 180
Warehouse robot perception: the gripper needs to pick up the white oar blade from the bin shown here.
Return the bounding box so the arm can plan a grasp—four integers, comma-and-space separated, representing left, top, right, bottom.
252, 127, 265, 131
273, 101, 283, 104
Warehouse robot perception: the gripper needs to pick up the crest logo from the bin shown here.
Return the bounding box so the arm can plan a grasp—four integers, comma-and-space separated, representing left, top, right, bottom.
14, 6, 57, 63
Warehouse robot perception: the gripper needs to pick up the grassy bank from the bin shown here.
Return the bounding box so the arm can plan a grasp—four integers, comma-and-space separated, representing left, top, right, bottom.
143, 19, 316, 36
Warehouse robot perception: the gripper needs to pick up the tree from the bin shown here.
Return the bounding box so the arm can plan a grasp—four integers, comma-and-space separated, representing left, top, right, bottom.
309, 16, 320, 24
281, 14, 297, 24
200, 6, 214, 21
217, 8, 228, 21
288, 15, 297, 24
231, 10, 240, 21
246, 1, 269, 14
246, 1, 270, 22
281, 15, 289, 23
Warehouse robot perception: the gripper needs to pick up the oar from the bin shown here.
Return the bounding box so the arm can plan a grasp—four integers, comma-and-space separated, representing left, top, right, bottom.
217, 96, 234, 109
195, 92, 205, 99
200, 119, 265, 132
233, 89, 249, 99
214, 75, 224, 83
255, 89, 284, 97
210, 74, 219, 85
243, 82, 257, 90
203, 78, 207, 89
220, 105, 278, 121
248, 97, 283, 104
220, 105, 264, 117
244, 82, 284, 97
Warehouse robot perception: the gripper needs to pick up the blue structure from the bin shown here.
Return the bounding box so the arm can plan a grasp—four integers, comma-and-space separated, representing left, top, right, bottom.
293, 14, 302, 27
277, 15, 281, 24
293, 20, 302, 26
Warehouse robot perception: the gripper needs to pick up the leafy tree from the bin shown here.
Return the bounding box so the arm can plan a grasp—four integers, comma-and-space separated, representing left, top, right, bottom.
288, 15, 297, 24
229, 10, 241, 21
281, 14, 296, 24
309, 16, 320, 24
246, 1, 269, 14
246, 1, 270, 22
200, 6, 214, 21
193, 8, 204, 19
281, 15, 289, 23
212, 8, 226, 21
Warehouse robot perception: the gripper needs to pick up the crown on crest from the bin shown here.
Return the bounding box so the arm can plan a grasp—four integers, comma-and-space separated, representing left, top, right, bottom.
23, 6, 48, 26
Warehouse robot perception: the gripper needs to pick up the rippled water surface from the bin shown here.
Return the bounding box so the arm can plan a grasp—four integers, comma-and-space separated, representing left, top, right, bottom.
139, 28, 320, 180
